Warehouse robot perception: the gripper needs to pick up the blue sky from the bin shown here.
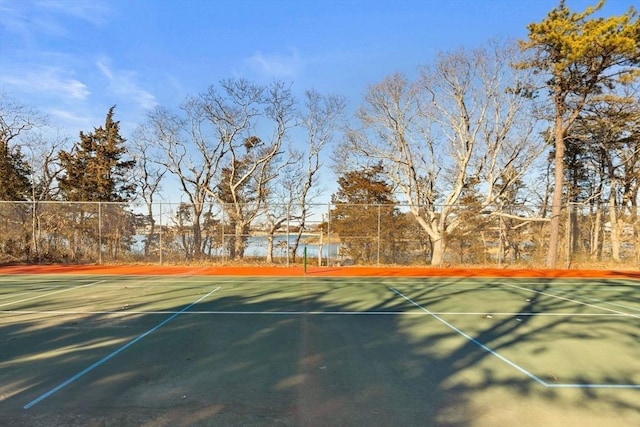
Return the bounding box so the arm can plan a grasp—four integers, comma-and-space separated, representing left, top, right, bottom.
0, 0, 635, 193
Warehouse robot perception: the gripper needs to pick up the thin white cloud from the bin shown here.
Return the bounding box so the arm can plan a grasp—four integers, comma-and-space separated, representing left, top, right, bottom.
36, 0, 111, 26
247, 49, 302, 78
47, 108, 92, 128
0, 2, 30, 38
0, 0, 111, 40
2, 67, 89, 100
96, 59, 157, 110
96, 60, 114, 80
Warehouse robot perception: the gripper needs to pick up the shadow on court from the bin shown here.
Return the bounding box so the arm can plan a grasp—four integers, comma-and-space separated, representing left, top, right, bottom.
0, 276, 638, 426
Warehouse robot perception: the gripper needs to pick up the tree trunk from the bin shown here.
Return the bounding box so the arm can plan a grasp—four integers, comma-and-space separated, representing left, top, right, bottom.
431, 237, 446, 266
410, 208, 445, 266
144, 205, 155, 258
546, 117, 565, 268
233, 222, 247, 260
591, 204, 602, 261
318, 230, 324, 266
608, 193, 621, 262
192, 218, 202, 260
266, 234, 274, 263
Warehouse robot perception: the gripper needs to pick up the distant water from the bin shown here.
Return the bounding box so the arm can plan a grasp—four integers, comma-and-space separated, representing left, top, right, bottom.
133, 233, 340, 259
243, 234, 340, 258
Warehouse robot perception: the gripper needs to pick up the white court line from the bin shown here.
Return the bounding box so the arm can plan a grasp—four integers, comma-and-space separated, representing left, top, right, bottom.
23, 286, 221, 409
389, 287, 548, 386
499, 282, 640, 319
1, 309, 637, 317
0, 287, 62, 301
0, 280, 106, 308
0, 280, 107, 301
390, 287, 640, 390
546, 288, 640, 312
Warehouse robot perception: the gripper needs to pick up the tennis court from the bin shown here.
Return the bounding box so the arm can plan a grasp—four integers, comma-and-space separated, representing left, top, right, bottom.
0, 266, 638, 426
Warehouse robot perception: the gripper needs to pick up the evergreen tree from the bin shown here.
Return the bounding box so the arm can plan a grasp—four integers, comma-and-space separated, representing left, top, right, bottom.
518, 0, 640, 267
59, 106, 136, 202
57, 106, 136, 262
331, 165, 409, 264
0, 144, 31, 200
0, 97, 38, 201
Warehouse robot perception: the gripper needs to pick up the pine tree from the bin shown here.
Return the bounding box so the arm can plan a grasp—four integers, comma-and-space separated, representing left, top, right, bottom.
0, 98, 37, 201
518, 0, 640, 267
0, 143, 31, 200
331, 165, 409, 264
57, 106, 136, 261
59, 106, 136, 202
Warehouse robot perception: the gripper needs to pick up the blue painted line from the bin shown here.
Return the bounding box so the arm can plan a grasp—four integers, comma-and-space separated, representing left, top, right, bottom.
389, 287, 640, 390
23, 287, 221, 409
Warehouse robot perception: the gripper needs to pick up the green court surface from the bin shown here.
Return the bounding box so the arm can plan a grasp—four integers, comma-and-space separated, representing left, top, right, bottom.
0, 275, 638, 426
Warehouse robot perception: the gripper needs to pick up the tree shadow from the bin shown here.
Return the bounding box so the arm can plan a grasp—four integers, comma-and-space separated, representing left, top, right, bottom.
0, 276, 638, 426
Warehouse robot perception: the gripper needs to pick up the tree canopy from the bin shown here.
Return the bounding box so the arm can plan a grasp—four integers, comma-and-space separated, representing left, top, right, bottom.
518, 0, 640, 267
58, 106, 136, 202
1, 1, 638, 267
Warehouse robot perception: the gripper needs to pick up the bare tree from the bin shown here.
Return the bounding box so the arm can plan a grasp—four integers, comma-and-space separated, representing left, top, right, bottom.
146, 79, 296, 260
200, 79, 296, 259
20, 132, 67, 262
262, 160, 301, 264
143, 104, 214, 260
0, 96, 47, 200
0, 96, 69, 261
286, 90, 346, 262
0, 95, 47, 154
338, 42, 544, 265
131, 127, 167, 258
23, 132, 66, 202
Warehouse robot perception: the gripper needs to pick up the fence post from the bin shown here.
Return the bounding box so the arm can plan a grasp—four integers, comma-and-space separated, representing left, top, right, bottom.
327, 202, 331, 266
498, 210, 503, 267
377, 204, 381, 266
286, 205, 290, 267
319, 212, 324, 267
565, 202, 572, 268
98, 202, 102, 264
31, 199, 37, 262
221, 204, 226, 264
159, 202, 163, 265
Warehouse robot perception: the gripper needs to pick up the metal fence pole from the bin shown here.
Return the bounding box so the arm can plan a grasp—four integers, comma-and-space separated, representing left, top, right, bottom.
377, 204, 381, 266
98, 202, 102, 264
159, 202, 163, 265
221, 204, 226, 264
286, 205, 290, 267
327, 202, 331, 265
319, 212, 324, 267
498, 211, 503, 267
565, 202, 572, 268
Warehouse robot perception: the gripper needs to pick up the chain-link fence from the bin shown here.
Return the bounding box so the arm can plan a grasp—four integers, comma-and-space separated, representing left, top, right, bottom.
1, 201, 637, 268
